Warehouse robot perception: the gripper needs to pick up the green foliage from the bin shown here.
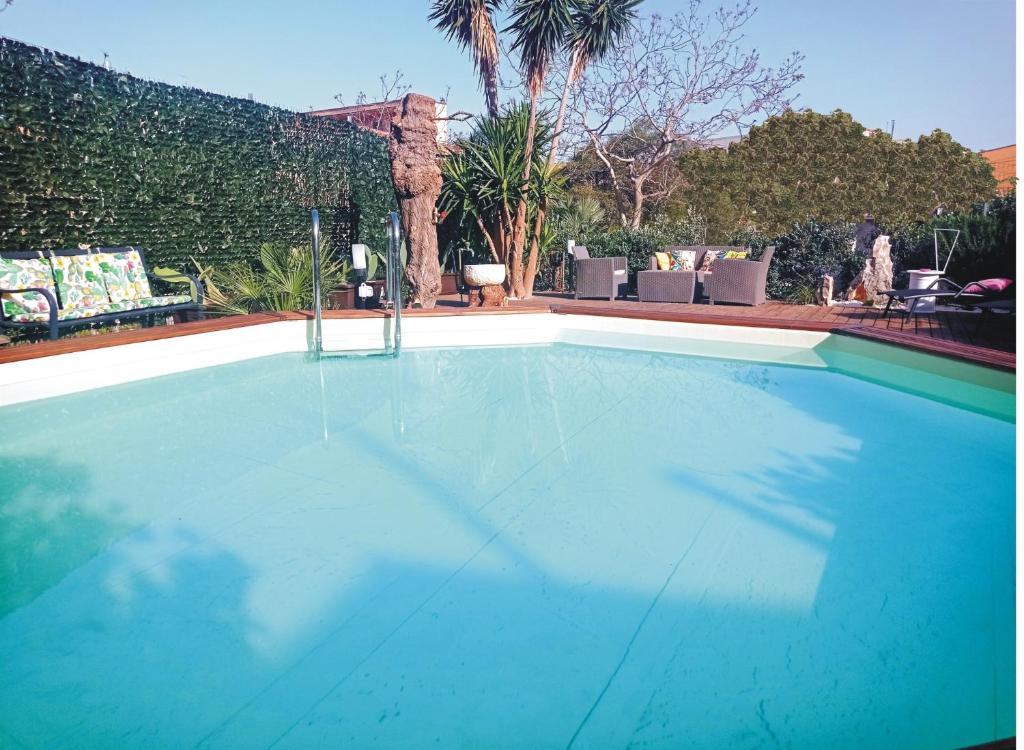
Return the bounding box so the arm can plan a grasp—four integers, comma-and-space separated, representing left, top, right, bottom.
678, 110, 997, 239
0, 37, 396, 270
438, 104, 563, 262
196, 243, 347, 314
536, 211, 708, 290
727, 192, 1015, 300
550, 194, 606, 239
887, 191, 1016, 285
730, 219, 862, 301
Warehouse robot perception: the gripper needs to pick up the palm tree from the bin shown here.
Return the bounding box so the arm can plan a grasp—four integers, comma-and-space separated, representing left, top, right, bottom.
521, 0, 641, 294
429, 0, 503, 118
551, 0, 641, 162
504, 0, 573, 297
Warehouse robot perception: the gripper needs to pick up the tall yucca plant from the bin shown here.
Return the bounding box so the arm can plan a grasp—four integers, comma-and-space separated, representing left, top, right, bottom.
431, 0, 641, 296
503, 0, 572, 297
521, 0, 640, 294
429, 0, 503, 118
439, 105, 563, 275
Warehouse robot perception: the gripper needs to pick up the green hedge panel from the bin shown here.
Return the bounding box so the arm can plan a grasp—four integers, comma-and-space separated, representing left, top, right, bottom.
0, 37, 396, 270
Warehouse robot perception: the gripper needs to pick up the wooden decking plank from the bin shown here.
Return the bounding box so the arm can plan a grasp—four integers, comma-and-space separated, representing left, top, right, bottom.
1, 293, 1012, 368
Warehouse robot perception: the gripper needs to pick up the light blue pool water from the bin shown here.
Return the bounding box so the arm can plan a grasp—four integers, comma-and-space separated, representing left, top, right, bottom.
0, 344, 1014, 749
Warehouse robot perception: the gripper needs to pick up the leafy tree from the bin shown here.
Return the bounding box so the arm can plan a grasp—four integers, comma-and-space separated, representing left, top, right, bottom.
679, 109, 998, 239
431, 0, 640, 297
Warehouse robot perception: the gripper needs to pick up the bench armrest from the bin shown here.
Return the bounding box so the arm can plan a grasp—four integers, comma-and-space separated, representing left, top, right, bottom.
147, 271, 205, 305
0, 286, 59, 323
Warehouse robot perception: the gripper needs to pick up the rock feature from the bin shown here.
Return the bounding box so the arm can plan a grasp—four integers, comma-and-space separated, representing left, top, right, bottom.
815, 274, 834, 306
390, 94, 442, 308
846, 235, 893, 304
479, 284, 507, 307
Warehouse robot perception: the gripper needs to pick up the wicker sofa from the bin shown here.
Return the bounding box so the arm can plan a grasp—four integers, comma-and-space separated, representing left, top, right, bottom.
572, 246, 628, 301
637, 245, 735, 303
1, 247, 203, 340
637, 245, 775, 306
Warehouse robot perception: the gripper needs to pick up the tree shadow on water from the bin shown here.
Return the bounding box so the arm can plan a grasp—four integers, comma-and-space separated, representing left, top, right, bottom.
0, 455, 122, 617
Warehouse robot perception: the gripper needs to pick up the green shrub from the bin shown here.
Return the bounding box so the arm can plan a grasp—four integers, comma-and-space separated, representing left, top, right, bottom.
731, 219, 862, 301
195, 243, 348, 314
537, 212, 708, 291
725, 193, 1016, 300
887, 192, 1016, 285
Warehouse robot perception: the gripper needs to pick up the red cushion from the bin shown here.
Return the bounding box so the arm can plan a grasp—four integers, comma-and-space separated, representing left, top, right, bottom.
963, 278, 1013, 294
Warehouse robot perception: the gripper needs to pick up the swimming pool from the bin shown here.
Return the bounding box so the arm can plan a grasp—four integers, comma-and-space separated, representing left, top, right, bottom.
0, 341, 1014, 748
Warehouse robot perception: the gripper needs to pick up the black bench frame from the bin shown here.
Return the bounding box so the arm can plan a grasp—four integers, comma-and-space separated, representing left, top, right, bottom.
0, 247, 204, 340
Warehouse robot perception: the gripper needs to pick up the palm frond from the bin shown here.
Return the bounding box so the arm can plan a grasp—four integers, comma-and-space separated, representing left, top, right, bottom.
567, 0, 642, 79
504, 0, 573, 94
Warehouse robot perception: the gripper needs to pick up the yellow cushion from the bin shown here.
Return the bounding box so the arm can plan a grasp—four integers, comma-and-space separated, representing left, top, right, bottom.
654, 252, 671, 271
724, 250, 750, 260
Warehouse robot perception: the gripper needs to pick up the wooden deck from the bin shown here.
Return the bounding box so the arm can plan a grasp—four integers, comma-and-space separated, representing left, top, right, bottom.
0, 293, 1015, 371
441, 292, 1016, 350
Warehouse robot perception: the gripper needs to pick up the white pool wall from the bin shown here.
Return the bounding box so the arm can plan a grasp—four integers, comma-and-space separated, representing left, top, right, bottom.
0, 313, 1011, 421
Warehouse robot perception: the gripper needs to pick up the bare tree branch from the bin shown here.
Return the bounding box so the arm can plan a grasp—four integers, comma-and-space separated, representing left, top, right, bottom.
554, 2, 803, 227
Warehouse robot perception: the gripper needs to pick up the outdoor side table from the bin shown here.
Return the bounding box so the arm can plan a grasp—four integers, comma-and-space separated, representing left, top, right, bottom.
637, 270, 696, 303
907, 269, 943, 314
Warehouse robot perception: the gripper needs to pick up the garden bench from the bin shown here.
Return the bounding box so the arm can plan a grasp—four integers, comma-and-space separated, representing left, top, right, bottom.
0, 247, 203, 340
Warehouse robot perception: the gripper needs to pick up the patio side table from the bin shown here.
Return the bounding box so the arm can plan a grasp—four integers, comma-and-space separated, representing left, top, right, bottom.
637, 270, 696, 303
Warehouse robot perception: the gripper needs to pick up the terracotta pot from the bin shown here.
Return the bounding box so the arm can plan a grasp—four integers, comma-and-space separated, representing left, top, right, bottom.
440, 272, 459, 295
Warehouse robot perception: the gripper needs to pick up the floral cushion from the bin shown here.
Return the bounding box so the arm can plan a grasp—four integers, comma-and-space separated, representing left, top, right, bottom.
95, 249, 152, 302
9, 300, 133, 324
700, 250, 723, 271
122, 294, 193, 310
0, 255, 56, 321
50, 253, 108, 310
670, 249, 697, 271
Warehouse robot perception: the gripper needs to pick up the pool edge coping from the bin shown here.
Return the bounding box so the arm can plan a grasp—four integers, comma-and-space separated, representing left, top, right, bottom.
0, 305, 1015, 373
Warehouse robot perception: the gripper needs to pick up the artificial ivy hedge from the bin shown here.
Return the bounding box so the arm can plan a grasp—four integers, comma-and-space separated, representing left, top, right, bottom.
0, 37, 396, 270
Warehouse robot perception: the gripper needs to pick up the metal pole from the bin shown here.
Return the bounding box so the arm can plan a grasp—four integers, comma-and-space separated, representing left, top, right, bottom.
311, 208, 322, 357
388, 211, 402, 356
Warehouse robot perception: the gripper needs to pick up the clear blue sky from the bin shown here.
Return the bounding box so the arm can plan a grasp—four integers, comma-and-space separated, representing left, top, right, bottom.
0, 0, 1015, 150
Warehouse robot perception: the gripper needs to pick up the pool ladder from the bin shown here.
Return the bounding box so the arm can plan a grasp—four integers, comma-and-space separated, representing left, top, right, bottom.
311, 209, 402, 359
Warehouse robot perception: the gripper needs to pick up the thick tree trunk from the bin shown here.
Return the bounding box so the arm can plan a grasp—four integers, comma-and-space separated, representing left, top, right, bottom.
508, 85, 540, 299
483, 72, 500, 119
389, 94, 442, 308
629, 178, 646, 230
522, 57, 579, 299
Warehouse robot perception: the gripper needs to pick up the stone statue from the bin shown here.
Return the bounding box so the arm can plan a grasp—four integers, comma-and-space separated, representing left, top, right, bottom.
854, 214, 880, 256
845, 235, 893, 304
815, 274, 834, 306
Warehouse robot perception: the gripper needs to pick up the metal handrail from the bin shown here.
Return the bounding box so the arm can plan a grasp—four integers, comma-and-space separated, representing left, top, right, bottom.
386, 210, 402, 357
311, 207, 402, 358
311, 208, 323, 357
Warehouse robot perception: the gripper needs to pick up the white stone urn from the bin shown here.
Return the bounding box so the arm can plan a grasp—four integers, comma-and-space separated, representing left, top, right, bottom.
463, 263, 506, 287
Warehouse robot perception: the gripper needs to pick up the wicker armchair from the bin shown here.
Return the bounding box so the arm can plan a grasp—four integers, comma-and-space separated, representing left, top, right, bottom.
707, 246, 775, 306
573, 246, 628, 301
